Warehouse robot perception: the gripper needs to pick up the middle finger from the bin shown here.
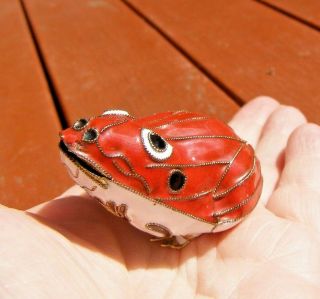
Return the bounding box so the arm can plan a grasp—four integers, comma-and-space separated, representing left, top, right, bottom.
255, 105, 306, 205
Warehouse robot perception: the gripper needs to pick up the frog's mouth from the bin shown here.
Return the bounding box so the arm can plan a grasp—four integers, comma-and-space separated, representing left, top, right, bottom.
59, 141, 110, 188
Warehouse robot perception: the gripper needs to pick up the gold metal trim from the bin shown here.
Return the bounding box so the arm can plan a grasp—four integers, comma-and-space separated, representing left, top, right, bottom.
145, 223, 193, 249
213, 143, 245, 195
155, 189, 214, 201
213, 156, 256, 200
93, 113, 134, 120
166, 135, 246, 143
146, 160, 229, 169
96, 139, 151, 194
112, 160, 151, 194
81, 185, 98, 192
145, 111, 187, 125
153, 116, 209, 129
213, 177, 263, 217
100, 119, 130, 133
103, 200, 128, 220
60, 150, 109, 189
215, 182, 262, 226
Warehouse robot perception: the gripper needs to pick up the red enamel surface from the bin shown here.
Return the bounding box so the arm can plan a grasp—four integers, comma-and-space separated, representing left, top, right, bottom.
60, 111, 262, 224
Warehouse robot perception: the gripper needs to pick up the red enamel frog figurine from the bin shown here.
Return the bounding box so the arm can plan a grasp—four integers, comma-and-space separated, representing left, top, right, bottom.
59, 110, 262, 248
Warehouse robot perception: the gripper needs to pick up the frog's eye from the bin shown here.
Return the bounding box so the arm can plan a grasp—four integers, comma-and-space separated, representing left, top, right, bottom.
168, 169, 186, 192
141, 128, 172, 161
102, 109, 130, 117
82, 128, 99, 143
73, 118, 89, 131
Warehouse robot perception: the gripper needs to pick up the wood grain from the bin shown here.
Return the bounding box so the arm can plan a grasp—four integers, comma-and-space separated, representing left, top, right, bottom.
23, 0, 238, 124
0, 0, 71, 209
126, 0, 320, 123
262, 0, 320, 29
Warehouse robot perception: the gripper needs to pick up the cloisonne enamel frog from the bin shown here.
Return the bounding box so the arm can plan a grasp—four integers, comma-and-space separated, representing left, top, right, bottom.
59, 110, 262, 249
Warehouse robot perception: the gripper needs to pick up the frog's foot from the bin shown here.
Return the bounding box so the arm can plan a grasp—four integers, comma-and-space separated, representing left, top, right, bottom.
150, 235, 195, 249
146, 222, 197, 249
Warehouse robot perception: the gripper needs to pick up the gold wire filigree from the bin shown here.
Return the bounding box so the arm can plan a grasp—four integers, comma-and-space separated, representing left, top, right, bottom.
102, 200, 129, 220
145, 222, 194, 249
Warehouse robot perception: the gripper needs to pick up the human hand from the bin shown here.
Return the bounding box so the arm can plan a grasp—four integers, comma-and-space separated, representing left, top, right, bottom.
1, 97, 320, 298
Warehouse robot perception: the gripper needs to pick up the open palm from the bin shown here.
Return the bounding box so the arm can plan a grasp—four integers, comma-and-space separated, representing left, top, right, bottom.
1, 97, 320, 299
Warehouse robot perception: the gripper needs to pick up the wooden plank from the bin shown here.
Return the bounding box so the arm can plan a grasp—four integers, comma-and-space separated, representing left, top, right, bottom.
0, 0, 71, 209
23, 0, 238, 124
261, 0, 320, 29
126, 0, 320, 123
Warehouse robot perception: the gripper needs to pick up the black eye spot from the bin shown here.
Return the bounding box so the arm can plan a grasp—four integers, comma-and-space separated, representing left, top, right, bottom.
169, 170, 186, 192
149, 133, 166, 151
73, 118, 88, 130
141, 128, 173, 161
83, 128, 99, 143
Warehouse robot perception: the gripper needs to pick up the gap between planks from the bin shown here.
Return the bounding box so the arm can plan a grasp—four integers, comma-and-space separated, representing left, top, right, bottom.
121, 0, 245, 107
19, 0, 69, 128
255, 0, 320, 32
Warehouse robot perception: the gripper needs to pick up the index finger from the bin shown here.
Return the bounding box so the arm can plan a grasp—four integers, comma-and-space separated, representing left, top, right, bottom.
229, 96, 279, 148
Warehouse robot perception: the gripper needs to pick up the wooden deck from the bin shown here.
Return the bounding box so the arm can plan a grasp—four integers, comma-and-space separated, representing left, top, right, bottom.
1, 0, 320, 209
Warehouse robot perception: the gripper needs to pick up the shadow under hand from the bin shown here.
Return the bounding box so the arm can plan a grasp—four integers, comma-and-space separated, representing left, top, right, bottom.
28, 195, 215, 270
